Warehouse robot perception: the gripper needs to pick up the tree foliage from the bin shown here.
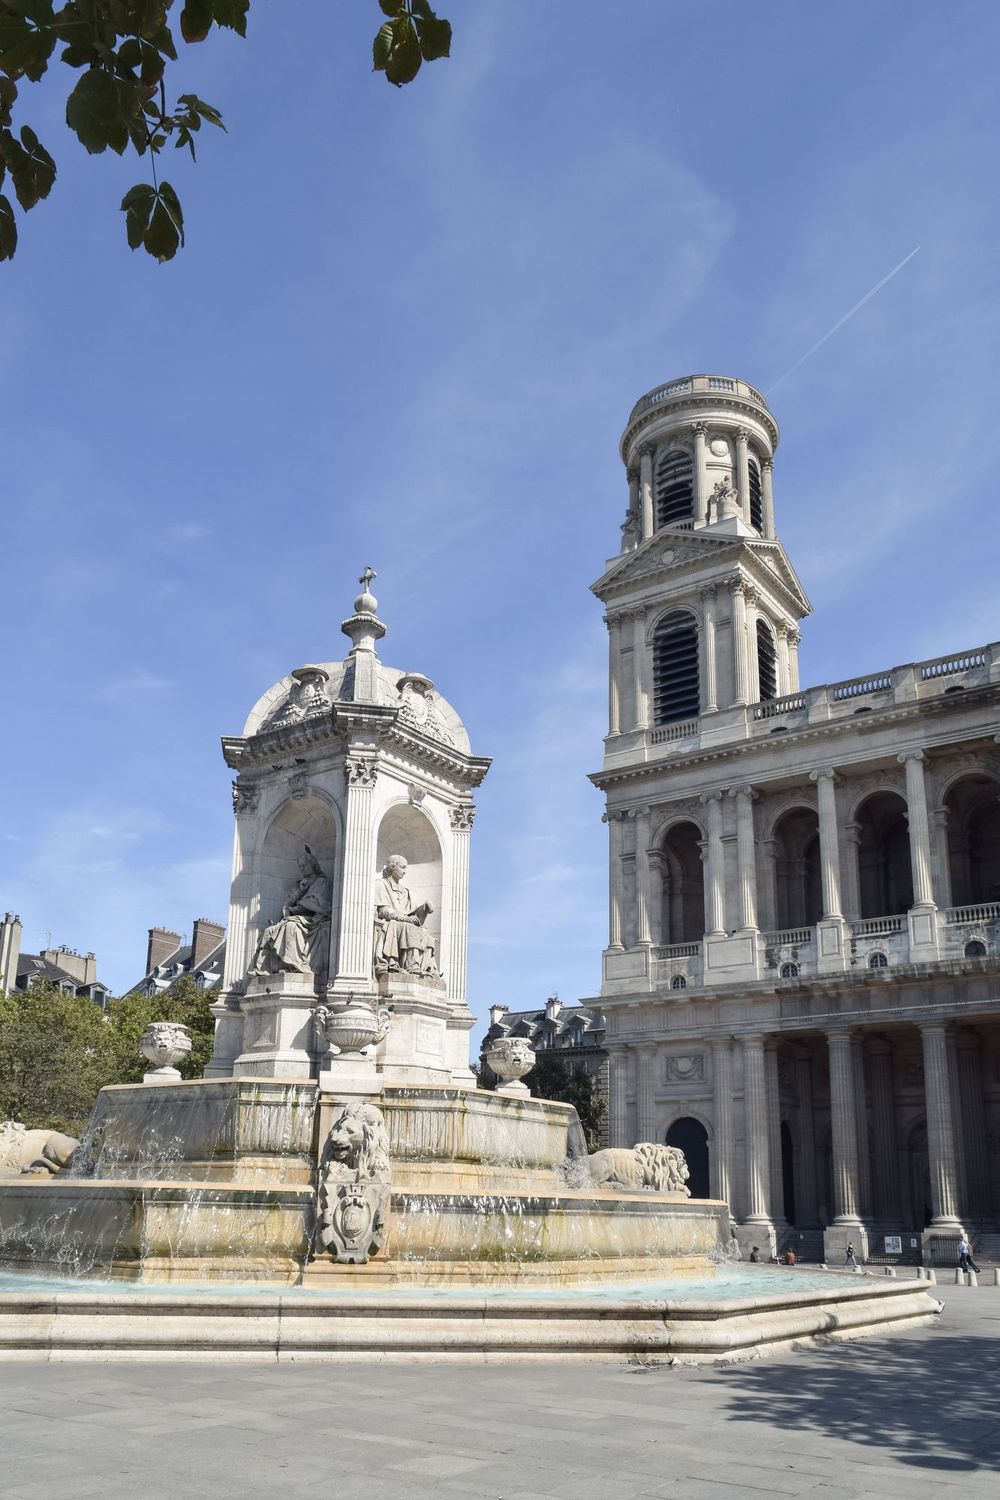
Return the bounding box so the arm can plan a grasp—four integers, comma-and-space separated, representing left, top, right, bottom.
0, 975, 216, 1135
525, 1054, 607, 1154
0, 0, 451, 263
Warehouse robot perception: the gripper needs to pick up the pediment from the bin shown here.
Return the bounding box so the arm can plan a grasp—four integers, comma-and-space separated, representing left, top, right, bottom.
592, 529, 812, 618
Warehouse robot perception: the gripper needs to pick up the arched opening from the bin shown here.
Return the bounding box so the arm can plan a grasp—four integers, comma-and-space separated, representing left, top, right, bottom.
653, 612, 700, 724
944, 774, 1000, 907
772, 806, 822, 929
748, 457, 763, 532
256, 794, 338, 986
857, 791, 913, 918
655, 448, 694, 528
756, 618, 777, 702
780, 1120, 796, 1225
655, 821, 705, 945
665, 1116, 709, 1199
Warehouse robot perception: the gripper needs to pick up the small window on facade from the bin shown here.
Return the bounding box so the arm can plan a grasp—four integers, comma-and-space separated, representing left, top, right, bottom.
653, 613, 700, 723
146, 979, 157, 996
655, 449, 694, 528
671, 975, 687, 990
756, 619, 777, 702
965, 940, 987, 958
748, 457, 763, 531
868, 951, 888, 969
779, 962, 799, 978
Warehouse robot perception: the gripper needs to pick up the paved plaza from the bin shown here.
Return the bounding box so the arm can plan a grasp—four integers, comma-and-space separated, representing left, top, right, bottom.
1, 1287, 997, 1499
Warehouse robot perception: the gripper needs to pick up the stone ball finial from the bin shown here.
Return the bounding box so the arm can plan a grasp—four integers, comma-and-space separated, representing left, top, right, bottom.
354, 565, 379, 616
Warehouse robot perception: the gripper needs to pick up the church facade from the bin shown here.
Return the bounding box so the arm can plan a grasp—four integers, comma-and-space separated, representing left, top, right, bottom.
588, 373, 1000, 1263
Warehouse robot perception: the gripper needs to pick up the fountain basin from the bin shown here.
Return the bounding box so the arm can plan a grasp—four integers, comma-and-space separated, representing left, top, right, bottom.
0, 1270, 942, 1363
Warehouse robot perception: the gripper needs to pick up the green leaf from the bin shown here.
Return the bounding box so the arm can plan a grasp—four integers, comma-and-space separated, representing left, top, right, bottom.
414, 13, 450, 62
120, 178, 183, 261
0, 9, 57, 82
211, 0, 249, 36
377, 0, 400, 14
0, 122, 55, 209
0, 78, 16, 128
65, 69, 138, 155
0, 192, 16, 259
372, 20, 393, 72
179, 0, 212, 43
383, 14, 421, 86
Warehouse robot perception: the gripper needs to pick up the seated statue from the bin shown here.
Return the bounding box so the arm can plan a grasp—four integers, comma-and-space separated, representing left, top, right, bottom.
249, 846, 332, 980
373, 854, 439, 978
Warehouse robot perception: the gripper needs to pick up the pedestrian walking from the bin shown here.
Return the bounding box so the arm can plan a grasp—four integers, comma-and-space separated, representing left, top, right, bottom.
845, 1242, 858, 1268
957, 1236, 980, 1274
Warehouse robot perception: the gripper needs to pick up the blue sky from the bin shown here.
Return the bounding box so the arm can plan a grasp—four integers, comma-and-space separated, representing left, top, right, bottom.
3, 1, 998, 1030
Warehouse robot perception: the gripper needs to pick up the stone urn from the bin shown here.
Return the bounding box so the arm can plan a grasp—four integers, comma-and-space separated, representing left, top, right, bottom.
314, 998, 391, 1058
486, 1036, 535, 1097
140, 1021, 193, 1083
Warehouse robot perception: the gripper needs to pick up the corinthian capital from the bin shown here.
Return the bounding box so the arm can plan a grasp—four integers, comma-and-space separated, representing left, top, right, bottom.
690, 420, 707, 438
736, 426, 751, 444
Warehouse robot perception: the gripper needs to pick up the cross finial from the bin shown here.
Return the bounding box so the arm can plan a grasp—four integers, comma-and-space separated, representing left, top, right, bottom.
359, 565, 377, 591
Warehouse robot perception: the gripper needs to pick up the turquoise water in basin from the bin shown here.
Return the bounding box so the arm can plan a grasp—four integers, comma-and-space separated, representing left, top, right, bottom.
0, 1266, 877, 1302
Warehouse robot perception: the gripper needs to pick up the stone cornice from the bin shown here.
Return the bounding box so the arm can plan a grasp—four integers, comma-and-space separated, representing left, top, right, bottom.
589, 687, 1000, 795
620, 392, 779, 462
592, 534, 811, 620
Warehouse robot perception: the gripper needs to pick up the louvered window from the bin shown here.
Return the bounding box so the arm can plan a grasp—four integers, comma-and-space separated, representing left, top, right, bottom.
748, 458, 763, 532
653, 615, 700, 723
655, 449, 694, 528
756, 618, 777, 702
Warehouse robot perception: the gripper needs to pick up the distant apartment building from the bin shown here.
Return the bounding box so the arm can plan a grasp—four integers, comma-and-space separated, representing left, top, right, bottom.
0, 912, 110, 1006
129, 919, 226, 996
481, 995, 607, 1083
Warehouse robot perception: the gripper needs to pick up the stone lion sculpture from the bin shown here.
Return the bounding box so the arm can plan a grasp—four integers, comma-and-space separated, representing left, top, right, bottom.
588, 1142, 690, 1196
316, 1101, 391, 1266
0, 1120, 79, 1177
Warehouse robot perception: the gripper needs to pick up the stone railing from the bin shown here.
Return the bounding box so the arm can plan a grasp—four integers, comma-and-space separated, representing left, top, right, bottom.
649, 718, 699, 746
945, 903, 1000, 925
655, 942, 700, 959
627, 374, 771, 424
763, 927, 813, 947
831, 672, 893, 702
852, 915, 905, 937
753, 693, 806, 721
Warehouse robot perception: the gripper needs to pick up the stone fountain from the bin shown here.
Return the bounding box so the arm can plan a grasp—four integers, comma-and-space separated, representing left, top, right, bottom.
0, 574, 941, 1359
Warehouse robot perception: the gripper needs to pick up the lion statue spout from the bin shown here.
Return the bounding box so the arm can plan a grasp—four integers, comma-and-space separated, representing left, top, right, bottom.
588, 1142, 691, 1196
315, 1100, 391, 1265
0, 1121, 79, 1178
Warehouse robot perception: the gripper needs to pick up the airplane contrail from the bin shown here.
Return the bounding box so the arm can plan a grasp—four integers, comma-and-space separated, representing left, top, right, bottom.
766, 245, 922, 395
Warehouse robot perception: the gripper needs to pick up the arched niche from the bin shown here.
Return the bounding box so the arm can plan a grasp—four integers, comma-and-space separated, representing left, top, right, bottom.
375, 803, 444, 956
257, 795, 339, 973
664, 1116, 710, 1199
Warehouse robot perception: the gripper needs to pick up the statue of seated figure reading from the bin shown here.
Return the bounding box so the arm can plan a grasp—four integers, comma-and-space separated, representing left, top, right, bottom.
373, 854, 439, 978
249, 846, 332, 980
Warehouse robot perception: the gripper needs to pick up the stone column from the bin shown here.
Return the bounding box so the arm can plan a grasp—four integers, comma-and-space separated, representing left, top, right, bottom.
931, 807, 953, 908
775, 622, 791, 696
712, 1037, 734, 1208
795, 1050, 819, 1226
742, 1034, 772, 1224
446, 804, 473, 1006
691, 421, 708, 525
787, 630, 801, 692
634, 805, 653, 947
899, 751, 936, 908
222, 786, 260, 989
868, 1037, 899, 1222
956, 1030, 989, 1219
759, 837, 779, 932
730, 784, 758, 932
606, 811, 624, 950
947, 1029, 968, 1217
700, 584, 718, 713
827, 1029, 862, 1224
920, 1022, 963, 1227
606, 612, 622, 736
608, 1050, 628, 1147
637, 1049, 657, 1141
627, 466, 639, 525
639, 445, 654, 539
810, 769, 844, 918
735, 427, 751, 517
331, 757, 379, 992
851, 1035, 872, 1219
631, 608, 648, 731
700, 791, 726, 935
761, 456, 776, 538
765, 1041, 786, 1225
730, 579, 750, 707
842, 821, 862, 923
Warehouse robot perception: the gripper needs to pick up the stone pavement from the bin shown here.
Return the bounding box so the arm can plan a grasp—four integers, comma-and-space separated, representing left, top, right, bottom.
1, 1288, 998, 1499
